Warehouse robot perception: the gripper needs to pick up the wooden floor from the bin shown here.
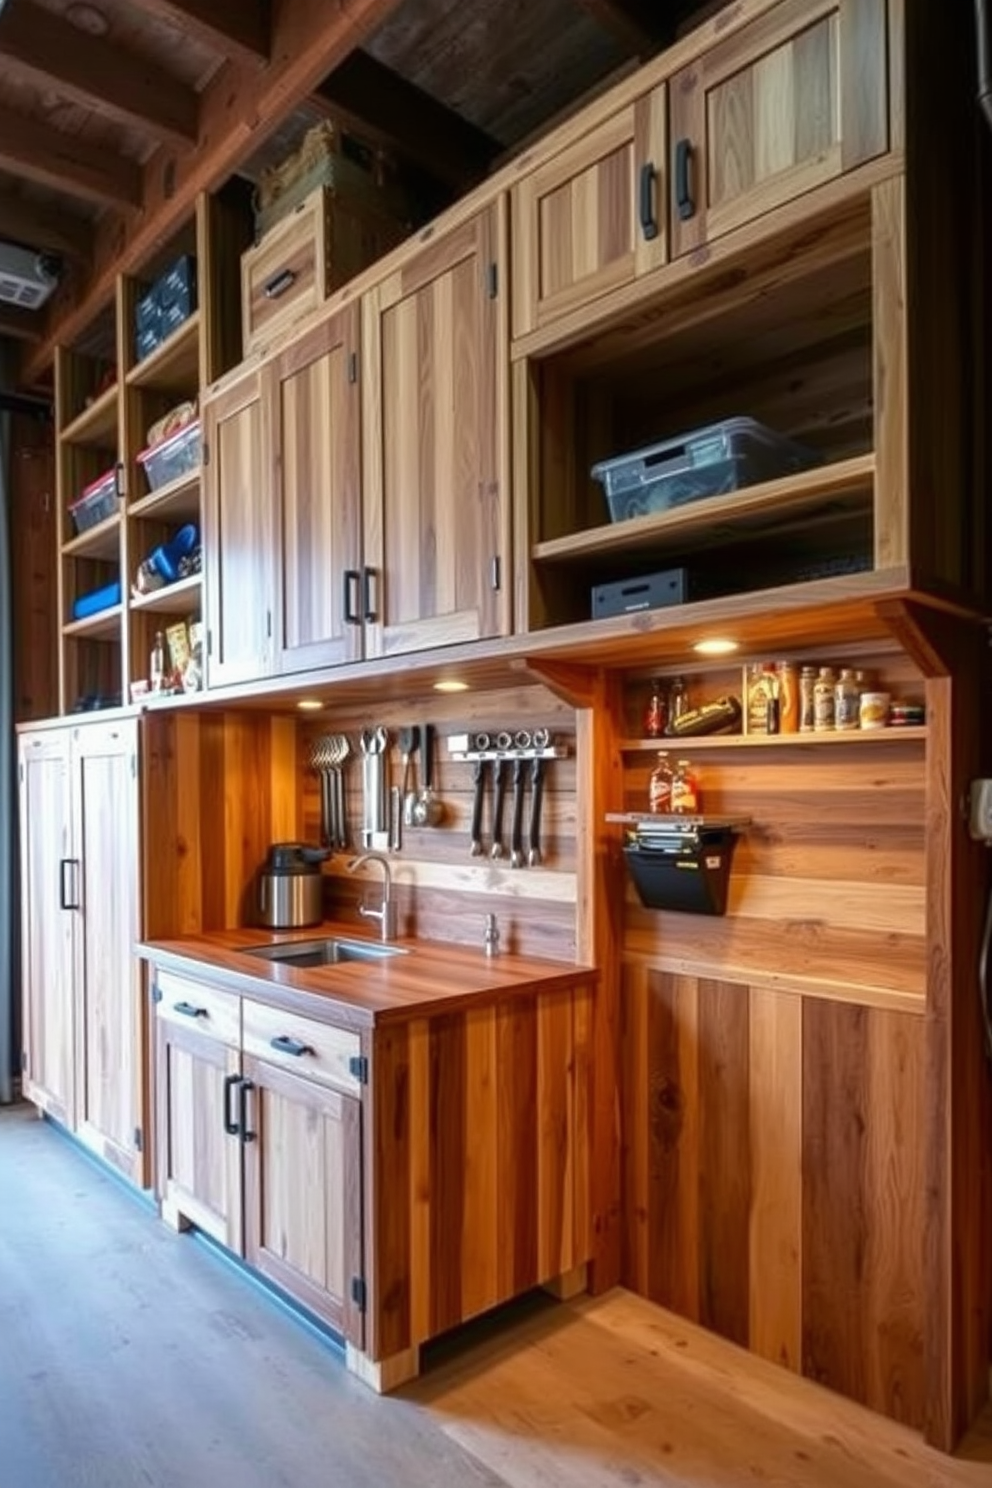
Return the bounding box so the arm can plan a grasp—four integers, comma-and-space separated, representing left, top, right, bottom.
2, 1103, 990, 1488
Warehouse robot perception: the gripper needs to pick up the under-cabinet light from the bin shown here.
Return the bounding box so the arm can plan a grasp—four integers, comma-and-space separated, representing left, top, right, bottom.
297, 698, 324, 711
433, 679, 469, 693
692, 637, 739, 657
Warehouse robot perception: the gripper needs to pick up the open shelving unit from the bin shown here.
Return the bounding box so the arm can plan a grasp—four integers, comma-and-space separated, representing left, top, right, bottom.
619, 724, 927, 750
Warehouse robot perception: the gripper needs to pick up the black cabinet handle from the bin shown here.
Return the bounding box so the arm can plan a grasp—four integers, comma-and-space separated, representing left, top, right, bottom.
362, 566, 377, 622
343, 569, 361, 625
174, 1000, 207, 1019
223, 1072, 241, 1136
263, 268, 296, 299
270, 1034, 314, 1058
675, 138, 695, 221
58, 858, 80, 910
238, 1079, 256, 1144
639, 162, 659, 241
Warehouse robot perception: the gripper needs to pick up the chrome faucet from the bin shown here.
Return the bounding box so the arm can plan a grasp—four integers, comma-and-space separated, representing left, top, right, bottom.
347, 852, 397, 942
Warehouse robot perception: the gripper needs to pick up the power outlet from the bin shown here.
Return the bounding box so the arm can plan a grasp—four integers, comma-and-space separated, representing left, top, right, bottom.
969, 779, 992, 841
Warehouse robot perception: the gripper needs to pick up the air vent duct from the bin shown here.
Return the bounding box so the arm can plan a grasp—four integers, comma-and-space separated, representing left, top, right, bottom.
0, 243, 61, 311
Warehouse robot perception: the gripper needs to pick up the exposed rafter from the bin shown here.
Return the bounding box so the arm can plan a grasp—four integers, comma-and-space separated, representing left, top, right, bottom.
24, 0, 407, 382
0, 1, 198, 148
118, 0, 270, 65
318, 52, 502, 193
0, 304, 42, 343
569, 0, 669, 55
0, 104, 142, 209
0, 190, 92, 261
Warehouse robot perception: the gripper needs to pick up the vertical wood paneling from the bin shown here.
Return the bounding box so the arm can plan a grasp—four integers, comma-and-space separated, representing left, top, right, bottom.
697, 980, 751, 1347
496, 998, 538, 1298
429, 1012, 467, 1334
537, 989, 573, 1278
461, 1005, 498, 1319
647, 971, 700, 1319
748, 988, 802, 1371
372, 1019, 412, 1360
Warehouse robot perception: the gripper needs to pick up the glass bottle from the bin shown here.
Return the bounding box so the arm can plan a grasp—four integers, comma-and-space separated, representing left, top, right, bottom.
813, 666, 836, 732
799, 665, 818, 733
834, 667, 860, 731
777, 661, 799, 734
648, 751, 673, 814
665, 676, 688, 735
150, 629, 166, 692
642, 679, 668, 739
671, 759, 700, 815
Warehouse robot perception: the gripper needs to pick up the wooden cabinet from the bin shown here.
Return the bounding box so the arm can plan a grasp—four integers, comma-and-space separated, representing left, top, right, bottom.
153, 974, 366, 1345
267, 305, 363, 674
202, 368, 272, 688
362, 205, 509, 659
669, 0, 888, 259
154, 971, 244, 1248
18, 719, 143, 1181
511, 85, 667, 339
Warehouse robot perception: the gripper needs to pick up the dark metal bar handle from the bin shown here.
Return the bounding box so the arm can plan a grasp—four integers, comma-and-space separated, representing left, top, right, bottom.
639, 162, 659, 241
238, 1079, 256, 1143
173, 1000, 208, 1019
675, 138, 695, 221
223, 1072, 241, 1136
362, 566, 378, 622
263, 268, 296, 299
343, 568, 361, 625
270, 1035, 314, 1058
58, 857, 80, 910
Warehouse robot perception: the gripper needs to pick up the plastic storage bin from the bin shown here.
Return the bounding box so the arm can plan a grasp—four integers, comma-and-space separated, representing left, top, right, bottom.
72, 579, 122, 621
69, 468, 119, 534
592, 417, 822, 523
137, 419, 201, 493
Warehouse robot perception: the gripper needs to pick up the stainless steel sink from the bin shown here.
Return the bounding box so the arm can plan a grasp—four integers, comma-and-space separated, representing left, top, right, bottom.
244, 937, 405, 969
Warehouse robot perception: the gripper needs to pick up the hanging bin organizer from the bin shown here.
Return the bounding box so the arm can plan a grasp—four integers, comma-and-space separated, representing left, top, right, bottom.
608, 814, 750, 916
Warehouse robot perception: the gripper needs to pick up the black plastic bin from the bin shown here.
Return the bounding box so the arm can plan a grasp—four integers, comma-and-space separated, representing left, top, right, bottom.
624, 826, 738, 916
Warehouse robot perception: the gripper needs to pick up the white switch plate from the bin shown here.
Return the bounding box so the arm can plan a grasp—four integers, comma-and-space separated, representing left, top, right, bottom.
969, 779, 992, 841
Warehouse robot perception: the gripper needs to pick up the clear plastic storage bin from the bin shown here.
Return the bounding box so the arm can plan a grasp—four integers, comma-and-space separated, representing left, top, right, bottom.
592, 417, 822, 523
69, 468, 119, 534
137, 419, 201, 493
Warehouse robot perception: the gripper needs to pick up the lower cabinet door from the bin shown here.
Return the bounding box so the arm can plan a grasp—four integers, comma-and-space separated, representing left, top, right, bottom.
241, 1055, 365, 1346
155, 1009, 244, 1252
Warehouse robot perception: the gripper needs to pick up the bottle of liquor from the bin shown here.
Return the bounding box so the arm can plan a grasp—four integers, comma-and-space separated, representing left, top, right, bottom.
642, 679, 668, 739
671, 759, 700, 815
648, 751, 673, 814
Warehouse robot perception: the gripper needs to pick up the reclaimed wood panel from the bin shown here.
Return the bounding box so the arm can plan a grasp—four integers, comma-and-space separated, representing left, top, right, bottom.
621, 968, 925, 1428
371, 979, 594, 1360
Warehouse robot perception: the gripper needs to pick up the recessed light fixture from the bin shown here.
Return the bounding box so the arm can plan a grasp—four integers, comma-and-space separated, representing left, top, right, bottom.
296, 698, 323, 711
692, 637, 739, 657
433, 679, 469, 693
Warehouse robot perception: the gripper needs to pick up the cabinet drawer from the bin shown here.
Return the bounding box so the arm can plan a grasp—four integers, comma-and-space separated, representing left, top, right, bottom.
155, 970, 241, 1047
242, 189, 331, 356
242, 999, 363, 1096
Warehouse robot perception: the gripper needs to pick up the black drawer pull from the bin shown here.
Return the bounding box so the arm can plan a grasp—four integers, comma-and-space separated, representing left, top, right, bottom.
639, 162, 659, 241
263, 268, 297, 299
675, 138, 695, 221
362, 566, 377, 622
238, 1079, 256, 1144
343, 569, 361, 625
174, 1000, 207, 1019
270, 1035, 314, 1058
223, 1073, 241, 1136
58, 857, 80, 910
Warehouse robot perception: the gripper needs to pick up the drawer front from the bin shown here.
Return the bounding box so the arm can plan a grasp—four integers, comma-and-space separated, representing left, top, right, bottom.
242, 199, 327, 355
155, 969, 241, 1047
242, 998, 363, 1096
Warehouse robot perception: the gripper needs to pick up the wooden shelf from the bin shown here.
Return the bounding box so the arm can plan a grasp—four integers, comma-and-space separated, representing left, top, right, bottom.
126, 311, 201, 392
129, 468, 201, 521
619, 725, 928, 751
532, 453, 875, 566
61, 512, 122, 560
129, 574, 201, 613
62, 605, 123, 641
60, 383, 119, 448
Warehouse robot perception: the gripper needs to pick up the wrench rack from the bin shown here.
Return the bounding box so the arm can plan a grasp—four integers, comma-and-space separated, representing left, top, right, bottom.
446, 734, 569, 867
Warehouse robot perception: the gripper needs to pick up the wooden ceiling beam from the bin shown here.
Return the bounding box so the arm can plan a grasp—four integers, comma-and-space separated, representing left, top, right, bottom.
114, 0, 269, 64
569, 0, 669, 55
0, 304, 42, 343
0, 104, 142, 209
0, 191, 92, 261
317, 51, 502, 192
23, 0, 406, 383
0, 1, 198, 148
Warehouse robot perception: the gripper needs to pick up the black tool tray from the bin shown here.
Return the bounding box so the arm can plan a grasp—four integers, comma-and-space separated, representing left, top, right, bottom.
607, 813, 750, 917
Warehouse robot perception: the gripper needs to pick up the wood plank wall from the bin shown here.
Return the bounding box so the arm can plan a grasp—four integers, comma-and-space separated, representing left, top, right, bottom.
621, 967, 925, 1428
9, 413, 57, 722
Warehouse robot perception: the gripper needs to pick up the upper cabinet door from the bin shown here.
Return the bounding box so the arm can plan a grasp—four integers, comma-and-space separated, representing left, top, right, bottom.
268, 304, 363, 675
512, 86, 667, 339
670, 0, 888, 259
203, 370, 274, 689
18, 731, 76, 1127
362, 205, 509, 660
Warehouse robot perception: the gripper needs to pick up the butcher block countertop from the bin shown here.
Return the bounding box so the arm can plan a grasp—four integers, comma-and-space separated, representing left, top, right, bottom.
139, 925, 595, 1032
